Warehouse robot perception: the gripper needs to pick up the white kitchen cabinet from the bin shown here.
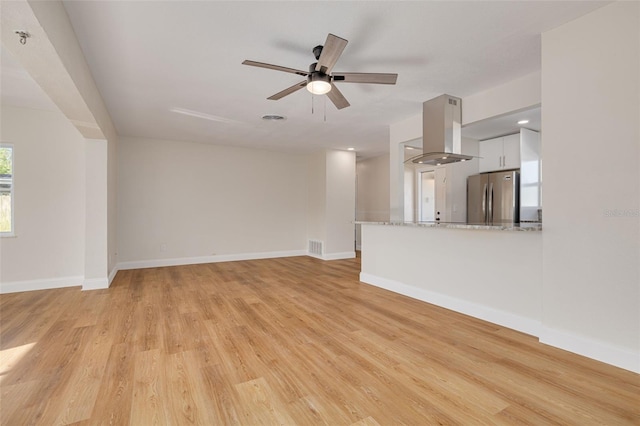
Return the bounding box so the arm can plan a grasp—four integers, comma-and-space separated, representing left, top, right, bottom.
478, 138, 503, 172
502, 134, 521, 169
479, 133, 521, 173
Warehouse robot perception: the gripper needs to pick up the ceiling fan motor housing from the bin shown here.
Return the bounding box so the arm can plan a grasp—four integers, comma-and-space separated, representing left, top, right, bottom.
312, 45, 323, 60
307, 63, 331, 84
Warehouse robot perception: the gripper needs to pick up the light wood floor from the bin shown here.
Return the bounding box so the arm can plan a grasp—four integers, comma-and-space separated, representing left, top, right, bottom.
1, 256, 638, 425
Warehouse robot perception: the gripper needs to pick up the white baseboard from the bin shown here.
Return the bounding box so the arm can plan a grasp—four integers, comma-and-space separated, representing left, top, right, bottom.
308, 251, 356, 261
323, 251, 356, 260
82, 277, 109, 291
359, 272, 541, 337
355, 244, 362, 251
108, 267, 118, 285
117, 250, 307, 271
0, 275, 83, 294
359, 272, 640, 374
539, 327, 639, 373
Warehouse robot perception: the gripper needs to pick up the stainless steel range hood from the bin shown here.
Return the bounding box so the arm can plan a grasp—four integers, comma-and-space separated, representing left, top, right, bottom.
412, 94, 472, 165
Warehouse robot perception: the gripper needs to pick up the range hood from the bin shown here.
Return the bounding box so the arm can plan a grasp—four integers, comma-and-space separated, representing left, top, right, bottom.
412, 94, 472, 165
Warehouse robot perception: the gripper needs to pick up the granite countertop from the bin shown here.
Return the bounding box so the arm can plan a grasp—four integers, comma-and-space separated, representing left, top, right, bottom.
355, 221, 542, 232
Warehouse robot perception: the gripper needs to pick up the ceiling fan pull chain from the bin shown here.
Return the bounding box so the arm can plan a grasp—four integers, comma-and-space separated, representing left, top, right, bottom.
324, 95, 327, 122
311, 94, 314, 115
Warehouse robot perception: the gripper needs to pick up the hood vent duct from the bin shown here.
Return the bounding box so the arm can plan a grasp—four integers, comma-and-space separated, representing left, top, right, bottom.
412, 94, 472, 165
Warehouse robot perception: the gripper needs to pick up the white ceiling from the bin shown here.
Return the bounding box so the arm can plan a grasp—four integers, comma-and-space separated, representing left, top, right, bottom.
4, 1, 607, 158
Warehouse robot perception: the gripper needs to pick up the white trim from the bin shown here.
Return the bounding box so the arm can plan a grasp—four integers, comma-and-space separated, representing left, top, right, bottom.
359, 272, 541, 337
82, 277, 109, 291
323, 251, 356, 260
0, 275, 83, 294
355, 244, 362, 251
117, 250, 307, 271
539, 327, 639, 374
307, 251, 357, 261
108, 267, 118, 285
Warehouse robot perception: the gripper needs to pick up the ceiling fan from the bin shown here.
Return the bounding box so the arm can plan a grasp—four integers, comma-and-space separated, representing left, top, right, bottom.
242, 34, 398, 110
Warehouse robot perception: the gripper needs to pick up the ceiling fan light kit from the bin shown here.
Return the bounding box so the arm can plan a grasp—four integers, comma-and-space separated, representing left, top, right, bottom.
243, 33, 397, 110
307, 71, 332, 95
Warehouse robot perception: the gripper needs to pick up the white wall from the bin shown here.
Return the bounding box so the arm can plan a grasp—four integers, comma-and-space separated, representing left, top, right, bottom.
360, 224, 542, 336
389, 116, 422, 221
117, 137, 308, 266
354, 149, 390, 255
84, 138, 108, 289
325, 150, 356, 256
307, 150, 356, 259
541, 1, 639, 371
443, 138, 479, 223
0, 106, 85, 290
306, 151, 327, 246
463, 71, 541, 126
356, 154, 390, 222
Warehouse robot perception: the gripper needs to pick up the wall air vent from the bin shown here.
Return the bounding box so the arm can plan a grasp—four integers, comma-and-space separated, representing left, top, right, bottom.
308, 240, 323, 257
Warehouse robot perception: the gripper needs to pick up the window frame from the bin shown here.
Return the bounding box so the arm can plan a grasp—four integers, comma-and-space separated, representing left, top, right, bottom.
0, 143, 14, 237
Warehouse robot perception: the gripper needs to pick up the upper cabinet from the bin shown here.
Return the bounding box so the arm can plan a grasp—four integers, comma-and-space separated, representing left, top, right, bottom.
478, 133, 521, 173
502, 134, 521, 169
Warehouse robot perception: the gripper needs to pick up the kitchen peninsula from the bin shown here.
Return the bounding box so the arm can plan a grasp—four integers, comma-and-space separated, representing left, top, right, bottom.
358, 221, 542, 336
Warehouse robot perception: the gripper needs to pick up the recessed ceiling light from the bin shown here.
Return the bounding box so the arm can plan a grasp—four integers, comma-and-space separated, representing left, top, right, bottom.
405, 146, 415, 150
347, 147, 355, 151
518, 119, 529, 125
461, 159, 467, 162
262, 114, 286, 121
441, 156, 448, 160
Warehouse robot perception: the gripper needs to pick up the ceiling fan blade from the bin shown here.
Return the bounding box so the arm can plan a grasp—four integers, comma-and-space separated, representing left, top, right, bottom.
332, 72, 398, 85
242, 60, 309, 77
326, 83, 350, 110
267, 80, 308, 100
315, 34, 348, 74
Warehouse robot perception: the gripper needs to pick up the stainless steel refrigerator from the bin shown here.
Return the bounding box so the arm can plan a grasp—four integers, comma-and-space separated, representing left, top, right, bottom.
467, 170, 520, 225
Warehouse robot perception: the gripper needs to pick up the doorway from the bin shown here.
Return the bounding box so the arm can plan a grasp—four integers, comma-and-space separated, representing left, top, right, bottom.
418, 171, 436, 222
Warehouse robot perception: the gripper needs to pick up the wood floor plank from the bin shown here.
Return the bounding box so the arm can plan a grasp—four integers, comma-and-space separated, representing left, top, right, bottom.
1, 255, 638, 425
130, 349, 167, 425
235, 377, 297, 425
89, 342, 135, 425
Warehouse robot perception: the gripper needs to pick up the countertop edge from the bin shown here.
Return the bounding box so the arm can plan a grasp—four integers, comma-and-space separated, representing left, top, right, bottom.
354, 221, 542, 232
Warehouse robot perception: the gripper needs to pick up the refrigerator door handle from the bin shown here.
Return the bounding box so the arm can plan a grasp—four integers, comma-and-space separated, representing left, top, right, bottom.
482, 183, 488, 223
488, 182, 494, 224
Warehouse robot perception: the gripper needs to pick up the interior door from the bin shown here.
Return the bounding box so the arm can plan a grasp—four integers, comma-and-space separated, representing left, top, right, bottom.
418, 171, 435, 221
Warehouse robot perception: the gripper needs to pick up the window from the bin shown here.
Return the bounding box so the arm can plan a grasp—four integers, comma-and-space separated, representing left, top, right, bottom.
0, 144, 13, 236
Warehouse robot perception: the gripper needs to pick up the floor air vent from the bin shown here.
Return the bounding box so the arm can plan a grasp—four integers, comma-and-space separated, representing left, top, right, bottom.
308, 240, 323, 257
